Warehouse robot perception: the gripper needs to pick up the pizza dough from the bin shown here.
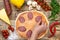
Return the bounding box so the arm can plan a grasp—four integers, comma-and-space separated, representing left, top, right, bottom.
15, 10, 49, 39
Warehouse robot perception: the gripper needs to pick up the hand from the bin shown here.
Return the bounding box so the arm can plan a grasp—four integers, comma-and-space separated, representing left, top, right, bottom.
33, 21, 47, 34
28, 21, 48, 40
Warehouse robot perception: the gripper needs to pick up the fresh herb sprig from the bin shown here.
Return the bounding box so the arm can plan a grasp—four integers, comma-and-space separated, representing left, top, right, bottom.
49, 0, 60, 21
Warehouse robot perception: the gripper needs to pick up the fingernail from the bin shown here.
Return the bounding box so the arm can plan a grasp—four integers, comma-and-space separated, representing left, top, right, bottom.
39, 21, 42, 25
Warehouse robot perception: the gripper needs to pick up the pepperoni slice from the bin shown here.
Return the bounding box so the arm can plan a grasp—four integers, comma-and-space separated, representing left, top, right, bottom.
27, 12, 33, 20
18, 26, 26, 32
35, 16, 42, 22
19, 16, 25, 23
26, 30, 32, 38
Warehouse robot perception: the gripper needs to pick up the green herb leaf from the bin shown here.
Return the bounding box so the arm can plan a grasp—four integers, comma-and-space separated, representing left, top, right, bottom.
49, 0, 60, 21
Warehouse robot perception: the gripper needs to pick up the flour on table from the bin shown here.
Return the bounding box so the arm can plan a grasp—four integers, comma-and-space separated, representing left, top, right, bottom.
8, 30, 19, 40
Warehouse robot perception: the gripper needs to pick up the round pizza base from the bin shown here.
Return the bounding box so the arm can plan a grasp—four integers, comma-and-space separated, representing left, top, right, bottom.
15, 10, 49, 39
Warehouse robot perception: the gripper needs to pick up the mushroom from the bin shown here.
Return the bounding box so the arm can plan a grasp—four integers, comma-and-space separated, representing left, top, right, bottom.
32, 1, 37, 7
27, 0, 41, 10
27, 0, 32, 6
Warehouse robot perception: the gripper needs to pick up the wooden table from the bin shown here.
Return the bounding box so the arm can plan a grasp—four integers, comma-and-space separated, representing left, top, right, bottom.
0, 0, 60, 40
